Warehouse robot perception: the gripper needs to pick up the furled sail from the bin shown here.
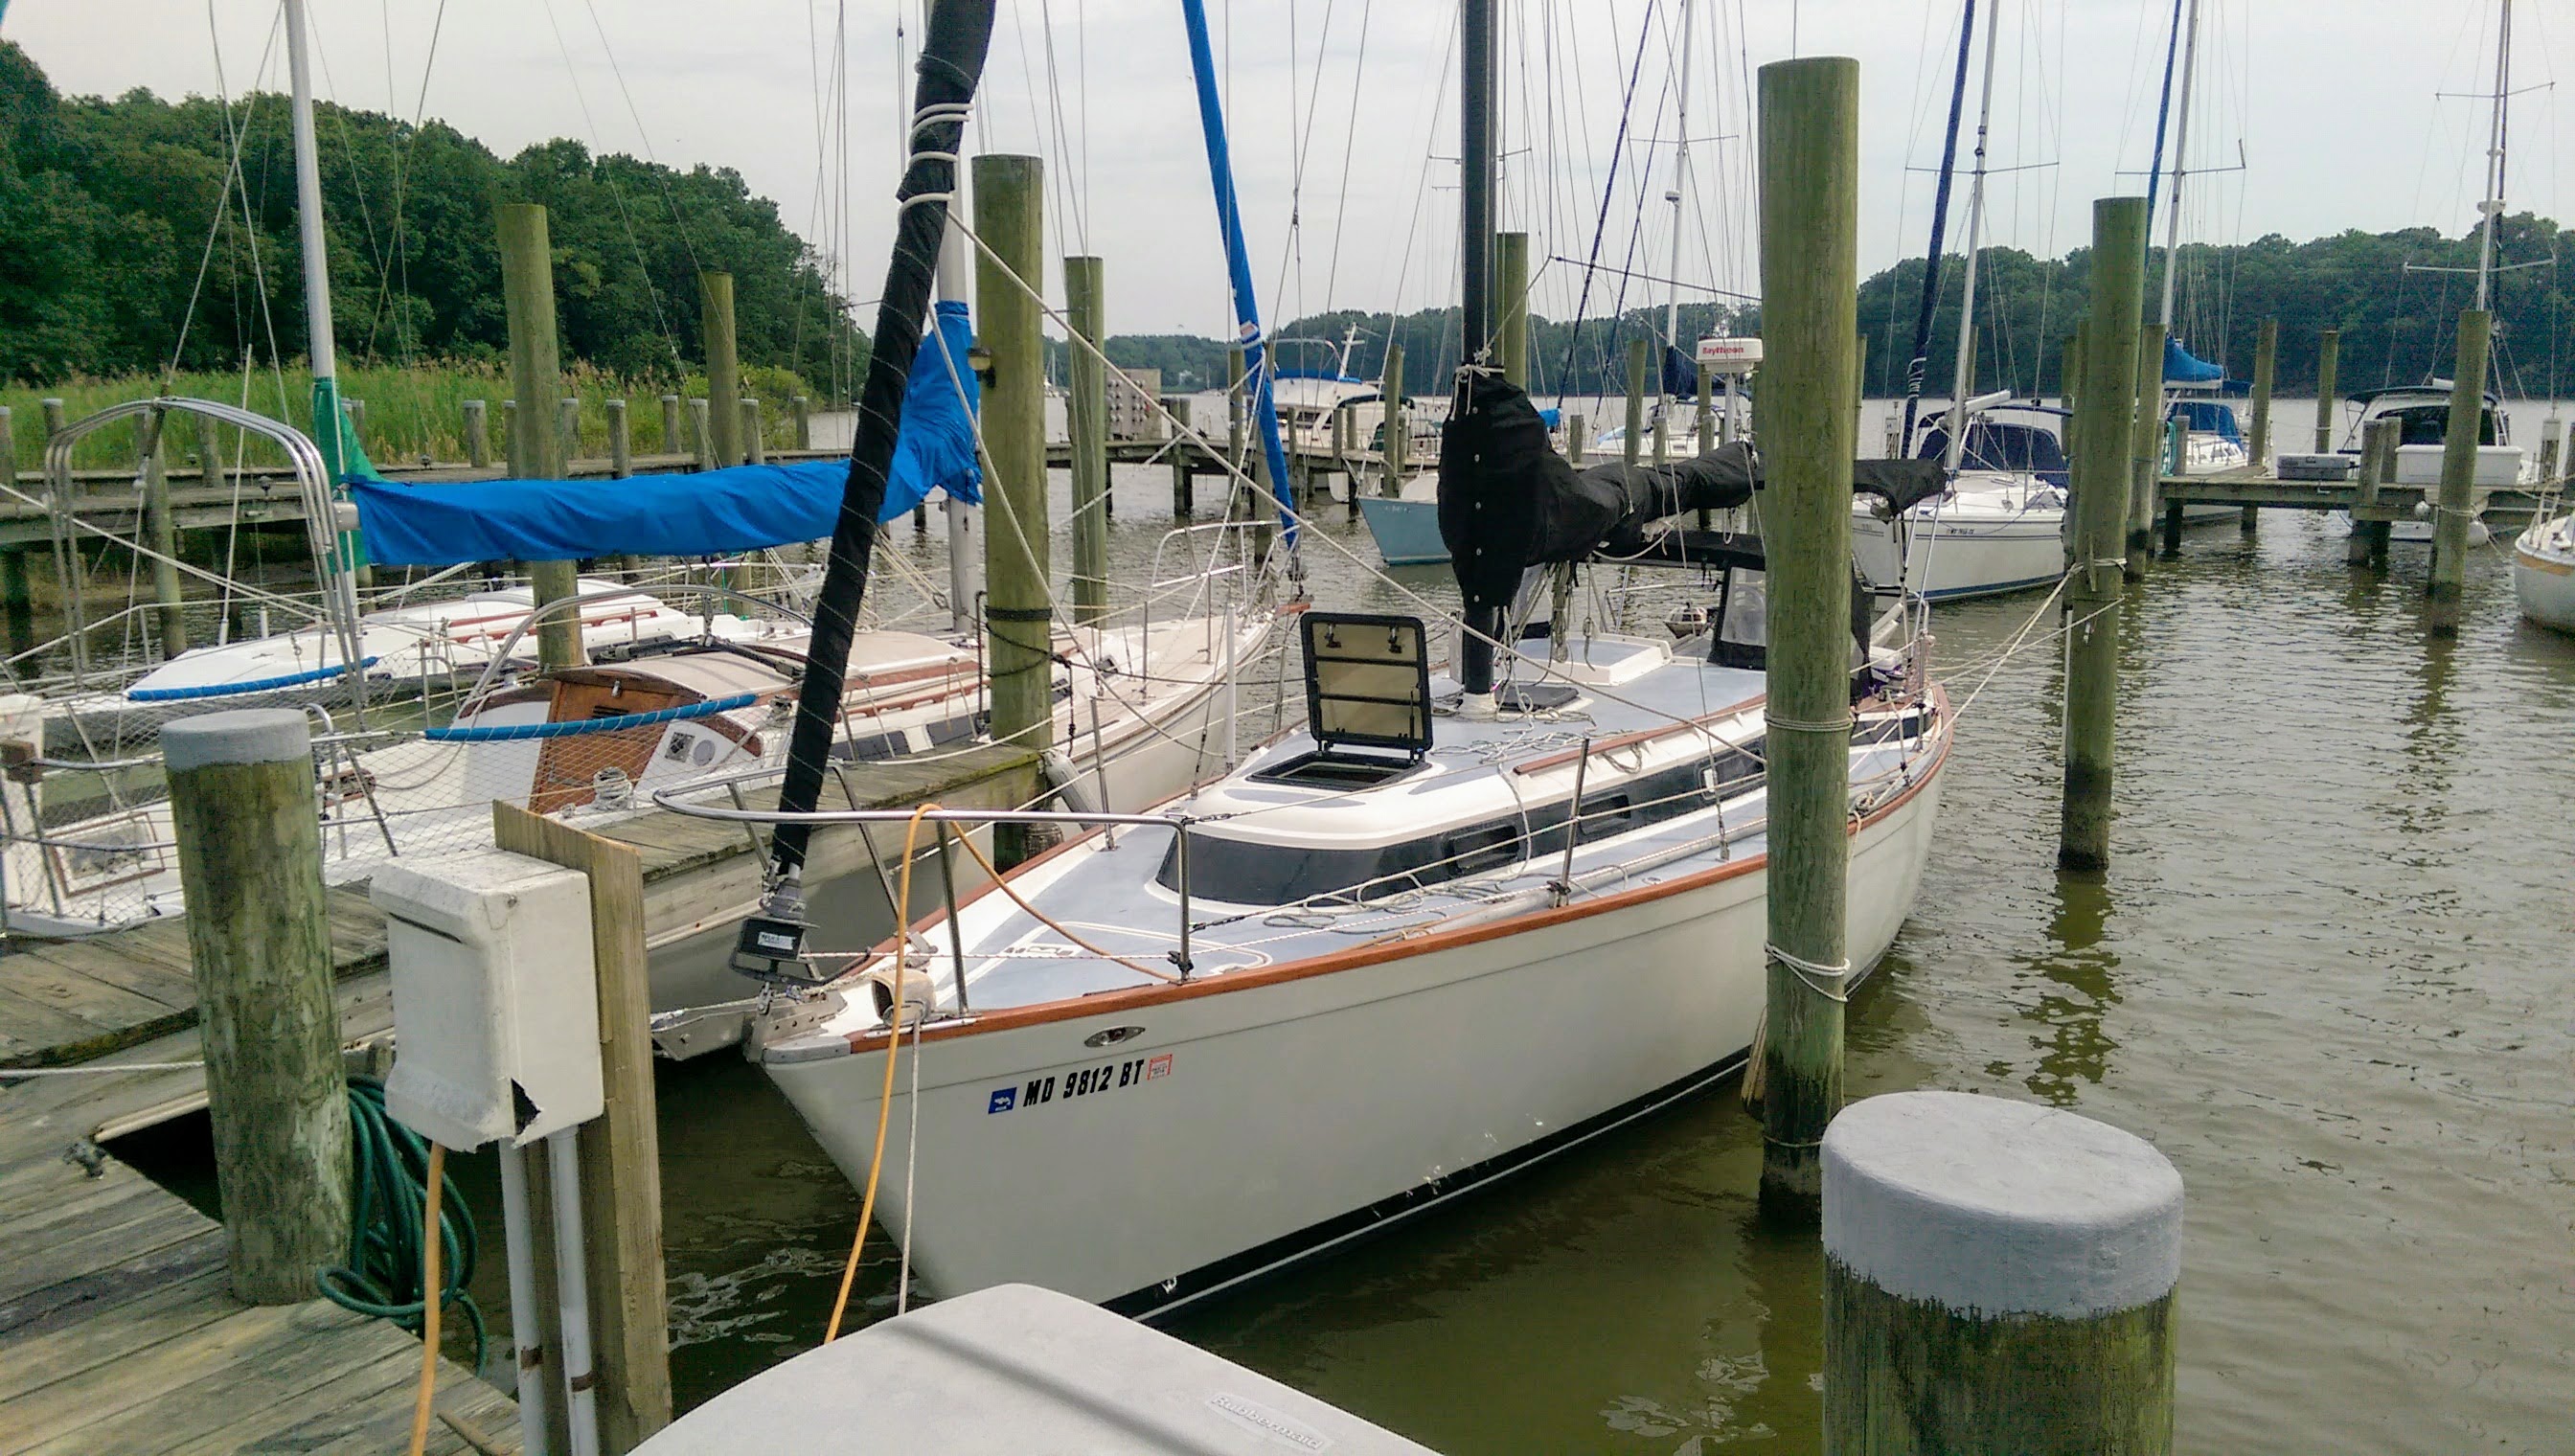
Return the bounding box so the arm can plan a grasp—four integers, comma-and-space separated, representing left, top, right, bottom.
1437, 372, 1945, 609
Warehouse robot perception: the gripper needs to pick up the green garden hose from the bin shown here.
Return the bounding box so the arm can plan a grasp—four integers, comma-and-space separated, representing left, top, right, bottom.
319, 1076, 488, 1371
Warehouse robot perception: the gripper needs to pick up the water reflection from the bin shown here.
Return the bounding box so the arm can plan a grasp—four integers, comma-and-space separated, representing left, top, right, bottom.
2012, 870, 2123, 1106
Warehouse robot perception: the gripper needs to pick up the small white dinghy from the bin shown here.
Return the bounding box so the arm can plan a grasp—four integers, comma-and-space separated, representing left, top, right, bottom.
629, 1285, 1436, 1455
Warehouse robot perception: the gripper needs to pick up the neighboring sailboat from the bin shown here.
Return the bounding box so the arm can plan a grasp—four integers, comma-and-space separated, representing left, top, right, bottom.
736, 0, 1949, 1314
1856, 0, 2072, 602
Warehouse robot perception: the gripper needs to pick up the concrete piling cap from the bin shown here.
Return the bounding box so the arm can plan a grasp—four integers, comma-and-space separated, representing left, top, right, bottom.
1822, 1090, 2183, 1320
163, 708, 312, 771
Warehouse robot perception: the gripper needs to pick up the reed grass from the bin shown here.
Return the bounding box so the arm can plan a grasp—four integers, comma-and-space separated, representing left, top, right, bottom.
1, 360, 823, 476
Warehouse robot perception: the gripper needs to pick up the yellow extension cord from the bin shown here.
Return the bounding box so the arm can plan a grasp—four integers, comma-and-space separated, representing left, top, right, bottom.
405, 1140, 447, 1456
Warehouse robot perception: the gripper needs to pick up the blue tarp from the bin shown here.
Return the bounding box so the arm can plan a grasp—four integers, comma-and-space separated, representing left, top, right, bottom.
2169, 398, 2244, 444
2163, 335, 2225, 383
351, 302, 983, 566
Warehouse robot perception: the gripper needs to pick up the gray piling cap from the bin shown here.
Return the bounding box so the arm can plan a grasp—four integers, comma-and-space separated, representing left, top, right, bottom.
1822, 1090, 2183, 1319
163, 708, 312, 772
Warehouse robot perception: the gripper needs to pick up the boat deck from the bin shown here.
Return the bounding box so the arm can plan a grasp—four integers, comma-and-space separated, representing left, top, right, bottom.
861, 653, 1928, 1016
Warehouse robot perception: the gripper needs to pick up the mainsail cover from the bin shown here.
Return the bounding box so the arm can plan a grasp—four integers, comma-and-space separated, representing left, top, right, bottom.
2163, 334, 2226, 384
351, 303, 983, 566
1438, 372, 1945, 611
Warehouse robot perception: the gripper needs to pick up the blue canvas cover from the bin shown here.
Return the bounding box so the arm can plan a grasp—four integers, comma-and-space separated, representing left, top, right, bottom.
351, 302, 983, 566
2163, 335, 2225, 384
2169, 398, 2244, 444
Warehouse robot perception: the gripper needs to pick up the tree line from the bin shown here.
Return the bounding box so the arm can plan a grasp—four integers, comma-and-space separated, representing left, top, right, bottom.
0, 42, 864, 392
1114, 216, 2574, 405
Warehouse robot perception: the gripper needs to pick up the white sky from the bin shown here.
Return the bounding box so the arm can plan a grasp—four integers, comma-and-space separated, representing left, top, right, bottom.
13, 1, 2569, 339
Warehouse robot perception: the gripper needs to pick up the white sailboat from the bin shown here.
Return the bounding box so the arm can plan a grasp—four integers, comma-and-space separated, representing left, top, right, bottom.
1857, 1, 2071, 602
729, 0, 1948, 1314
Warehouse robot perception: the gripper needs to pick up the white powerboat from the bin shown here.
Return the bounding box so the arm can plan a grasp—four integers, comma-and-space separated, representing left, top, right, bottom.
1854, 402, 2068, 601
2326, 384, 2526, 545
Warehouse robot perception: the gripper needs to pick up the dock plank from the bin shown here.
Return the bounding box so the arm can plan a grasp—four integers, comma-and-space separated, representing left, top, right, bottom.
0, 957, 195, 1060
0, 1188, 216, 1306
13, 944, 197, 1011
0, 985, 137, 1069
0, 1265, 231, 1402
0, 1298, 319, 1453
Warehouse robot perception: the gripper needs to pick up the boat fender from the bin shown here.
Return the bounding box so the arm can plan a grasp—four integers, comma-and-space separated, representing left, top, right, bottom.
1037, 748, 1102, 814
858, 961, 941, 1029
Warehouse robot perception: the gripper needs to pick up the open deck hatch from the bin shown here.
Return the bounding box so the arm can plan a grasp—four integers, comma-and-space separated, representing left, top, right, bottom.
1253, 612, 1432, 788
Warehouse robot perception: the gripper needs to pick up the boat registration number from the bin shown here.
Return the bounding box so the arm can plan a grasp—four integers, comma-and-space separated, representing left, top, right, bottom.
987, 1054, 1172, 1114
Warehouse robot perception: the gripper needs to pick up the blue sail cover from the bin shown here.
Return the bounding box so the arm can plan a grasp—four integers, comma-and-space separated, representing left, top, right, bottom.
2163, 335, 2226, 384
351, 303, 982, 566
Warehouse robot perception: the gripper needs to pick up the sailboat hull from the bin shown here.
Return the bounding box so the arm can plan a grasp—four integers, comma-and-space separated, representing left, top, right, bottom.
762, 747, 1944, 1314
1851, 502, 2064, 601
2513, 517, 2575, 633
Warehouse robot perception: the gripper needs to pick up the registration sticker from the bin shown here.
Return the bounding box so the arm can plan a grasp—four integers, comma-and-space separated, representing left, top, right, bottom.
986, 1053, 1174, 1114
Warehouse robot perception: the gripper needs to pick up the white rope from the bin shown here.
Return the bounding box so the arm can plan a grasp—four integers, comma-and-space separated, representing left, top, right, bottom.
2, 1059, 205, 1078
1768, 943, 1852, 1003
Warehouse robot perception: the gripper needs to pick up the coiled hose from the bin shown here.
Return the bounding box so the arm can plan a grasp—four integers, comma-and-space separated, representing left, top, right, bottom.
319, 1076, 488, 1372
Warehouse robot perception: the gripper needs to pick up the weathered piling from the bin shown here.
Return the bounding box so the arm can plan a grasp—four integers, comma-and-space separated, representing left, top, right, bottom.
659, 394, 684, 461
2125, 322, 2165, 579
701, 271, 743, 468
741, 398, 766, 466
1065, 254, 1110, 625
1567, 413, 1587, 466
1496, 232, 1530, 387
499, 203, 583, 670
463, 398, 490, 467
2060, 196, 2146, 874
2313, 327, 2339, 453
41, 398, 67, 447
1167, 397, 1196, 514
606, 399, 632, 478
975, 155, 1051, 865
165, 709, 353, 1305
792, 395, 812, 451
2161, 419, 2186, 556
343, 398, 367, 449
1753, 54, 1858, 1226
0, 405, 14, 484
688, 398, 713, 471
1, 550, 31, 659
2348, 415, 2394, 566
1821, 1091, 2181, 1454
1379, 340, 1406, 495
140, 413, 188, 658
2427, 308, 2492, 635
1623, 334, 1649, 468
190, 408, 223, 490
2245, 317, 2276, 531
555, 397, 580, 466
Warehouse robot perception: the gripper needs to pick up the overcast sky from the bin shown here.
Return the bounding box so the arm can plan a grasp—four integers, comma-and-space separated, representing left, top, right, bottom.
14, 2, 2568, 341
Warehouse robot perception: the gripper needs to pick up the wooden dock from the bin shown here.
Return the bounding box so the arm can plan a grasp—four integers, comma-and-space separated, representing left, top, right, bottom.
2155, 465, 2550, 521
0, 742, 1037, 1453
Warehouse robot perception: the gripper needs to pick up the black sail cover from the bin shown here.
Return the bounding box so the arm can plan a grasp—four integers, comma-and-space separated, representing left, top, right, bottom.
1438, 372, 1945, 610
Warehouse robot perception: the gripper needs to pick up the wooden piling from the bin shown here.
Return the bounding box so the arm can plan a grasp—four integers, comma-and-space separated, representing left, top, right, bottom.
1567, 414, 1587, 466
606, 399, 632, 478
557, 397, 581, 465
741, 398, 765, 466
494, 806, 673, 1453
2349, 414, 2394, 568
463, 399, 489, 468
2313, 327, 2340, 453
1226, 345, 1248, 469
2060, 196, 2146, 874
1167, 397, 1196, 515
1379, 340, 1406, 495
194, 408, 225, 489
0, 405, 13, 486
2245, 316, 2276, 532
792, 395, 812, 451
701, 271, 743, 468
660, 394, 684, 460
343, 398, 366, 450
1496, 232, 1530, 388
2125, 322, 2165, 580
688, 399, 713, 471
1, 549, 31, 659
139, 414, 188, 659
164, 710, 353, 1305
1623, 335, 1649, 468
1752, 54, 1858, 1226
40, 398, 66, 444
973, 155, 1052, 865
1065, 255, 1110, 625
2160, 419, 2186, 556
498, 202, 584, 670
1822, 1091, 2181, 1454
2427, 308, 2491, 635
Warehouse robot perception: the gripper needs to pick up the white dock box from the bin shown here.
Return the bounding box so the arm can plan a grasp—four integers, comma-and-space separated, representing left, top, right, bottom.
376, 849, 602, 1149
2393, 443, 2524, 488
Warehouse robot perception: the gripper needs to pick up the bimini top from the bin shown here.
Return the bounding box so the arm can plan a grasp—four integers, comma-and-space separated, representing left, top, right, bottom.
352, 301, 982, 567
